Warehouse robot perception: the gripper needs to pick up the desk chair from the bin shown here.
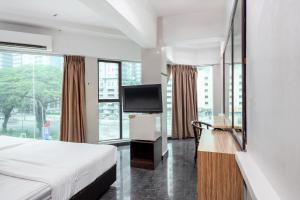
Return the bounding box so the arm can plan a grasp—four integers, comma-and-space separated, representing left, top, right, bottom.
191, 121, 212, 162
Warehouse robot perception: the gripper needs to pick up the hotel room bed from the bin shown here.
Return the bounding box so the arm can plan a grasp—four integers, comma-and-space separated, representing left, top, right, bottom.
0, 136, 117, 200
0, 135, 32, 150
0, 174, 51, 200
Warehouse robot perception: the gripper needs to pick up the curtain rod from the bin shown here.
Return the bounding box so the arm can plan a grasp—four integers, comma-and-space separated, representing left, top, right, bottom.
167, 62, 220, 67
162, 62, 220, 77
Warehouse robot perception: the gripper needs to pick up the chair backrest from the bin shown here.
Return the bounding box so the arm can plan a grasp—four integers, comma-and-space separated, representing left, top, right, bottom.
192, 120, 212, 161
191, 121, 202, 144
191, 120, 212, 141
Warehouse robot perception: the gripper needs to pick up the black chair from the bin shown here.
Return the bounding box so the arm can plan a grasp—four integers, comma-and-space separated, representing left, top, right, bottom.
191, 121, 212, 162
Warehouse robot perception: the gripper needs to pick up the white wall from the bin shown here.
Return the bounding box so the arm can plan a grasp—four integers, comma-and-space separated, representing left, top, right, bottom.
141, 48, 168, 156
161, 12, 225, 46
247, 0, 300, 199
167, 47, 220, 66
53, 31, 141, 61
85, 57, 99, 143
141, 48, 162, 84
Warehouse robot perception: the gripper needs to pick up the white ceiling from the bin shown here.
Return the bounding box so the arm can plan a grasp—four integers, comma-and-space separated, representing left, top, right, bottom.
149, 0, 228, 17
153, 0, 230, 50
0, 0, 114, 28
0, 0, 232, 49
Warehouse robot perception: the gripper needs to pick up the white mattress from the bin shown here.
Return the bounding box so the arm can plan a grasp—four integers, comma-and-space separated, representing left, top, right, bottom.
0, 135, 30, 150
0, 174, 51, 200
0, 136, 117, 200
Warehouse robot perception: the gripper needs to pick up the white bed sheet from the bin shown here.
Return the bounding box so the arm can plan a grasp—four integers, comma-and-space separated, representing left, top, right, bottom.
0, 174, 51, 200
0, 135, 30, 150
0, 137, 117, 200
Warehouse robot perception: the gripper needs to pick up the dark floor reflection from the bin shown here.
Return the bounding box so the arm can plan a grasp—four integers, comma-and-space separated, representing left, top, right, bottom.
100, 139, 197, 200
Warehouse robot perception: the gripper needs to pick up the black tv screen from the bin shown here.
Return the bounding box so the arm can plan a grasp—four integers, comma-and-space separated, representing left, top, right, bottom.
122, 84, 162, 113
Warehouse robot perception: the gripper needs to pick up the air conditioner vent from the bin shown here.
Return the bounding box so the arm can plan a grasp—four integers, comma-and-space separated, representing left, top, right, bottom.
0, 30, 52, 51
0, 42, 47, 50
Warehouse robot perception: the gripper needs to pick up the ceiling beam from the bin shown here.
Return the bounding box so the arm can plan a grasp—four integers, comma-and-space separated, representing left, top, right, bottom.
0, 11, 127, 40
79, 0, 157, 48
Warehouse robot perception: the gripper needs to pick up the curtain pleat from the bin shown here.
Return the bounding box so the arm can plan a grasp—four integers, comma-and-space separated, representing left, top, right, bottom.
60, 56, 86, 143
171, 65, 198, 139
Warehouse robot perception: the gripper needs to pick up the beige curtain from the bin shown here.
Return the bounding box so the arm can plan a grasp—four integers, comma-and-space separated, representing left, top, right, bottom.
60, 56, 86, 143
171, 65, 198, 139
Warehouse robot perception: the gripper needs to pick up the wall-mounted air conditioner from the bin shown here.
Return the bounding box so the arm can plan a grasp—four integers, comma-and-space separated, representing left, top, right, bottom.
0, 30, 52, 51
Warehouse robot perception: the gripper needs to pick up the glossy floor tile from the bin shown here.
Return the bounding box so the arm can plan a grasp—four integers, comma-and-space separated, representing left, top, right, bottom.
100, 139, 197, 200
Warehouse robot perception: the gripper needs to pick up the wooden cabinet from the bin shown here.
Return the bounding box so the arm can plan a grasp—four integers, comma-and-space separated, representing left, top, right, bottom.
130, 137, 162, 170
197, 130, 243, 200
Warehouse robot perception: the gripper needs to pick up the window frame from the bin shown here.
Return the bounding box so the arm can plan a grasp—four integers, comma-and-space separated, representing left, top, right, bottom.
97, 59, 142, 141
98, 59, 123, 140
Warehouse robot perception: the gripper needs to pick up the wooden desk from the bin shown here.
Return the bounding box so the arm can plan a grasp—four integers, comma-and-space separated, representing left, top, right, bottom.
210, 116, 232, 130
209, 115, 242, 130
197, 130, 243, 200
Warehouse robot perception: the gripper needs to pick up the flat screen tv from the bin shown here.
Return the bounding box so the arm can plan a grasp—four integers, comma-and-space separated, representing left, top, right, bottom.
122, 84, 162, 113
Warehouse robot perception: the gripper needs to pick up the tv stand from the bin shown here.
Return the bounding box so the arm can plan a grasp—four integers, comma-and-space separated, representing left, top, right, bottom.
129, 113, 162, 169
130, 137, 162, 170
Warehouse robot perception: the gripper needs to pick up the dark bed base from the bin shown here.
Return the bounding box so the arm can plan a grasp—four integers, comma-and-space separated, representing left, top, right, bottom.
70, 164, 116, 200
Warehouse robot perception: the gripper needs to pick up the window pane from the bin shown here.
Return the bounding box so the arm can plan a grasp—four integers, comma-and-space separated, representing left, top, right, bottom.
99, 62, 119, 99
233, 64, 242, 128
0, 52, 63, 140
197, 66, 213, 123
121, 62, 142, 86
99, 102, 120, 140
121, 61, 142, 139
35, 57, 63, 140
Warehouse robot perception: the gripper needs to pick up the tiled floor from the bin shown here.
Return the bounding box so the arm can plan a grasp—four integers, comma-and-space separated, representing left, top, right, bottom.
100, 139, 197, 200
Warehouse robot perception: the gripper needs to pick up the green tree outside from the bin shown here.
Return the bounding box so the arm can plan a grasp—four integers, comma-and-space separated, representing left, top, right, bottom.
0, 65, 62, 139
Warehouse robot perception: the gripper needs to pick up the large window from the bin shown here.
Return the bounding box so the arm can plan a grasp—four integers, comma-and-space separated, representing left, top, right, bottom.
197, 66, 213, 123
167, 66, 213, 136
98, 60, 141, 141
0, 51, 63, 140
